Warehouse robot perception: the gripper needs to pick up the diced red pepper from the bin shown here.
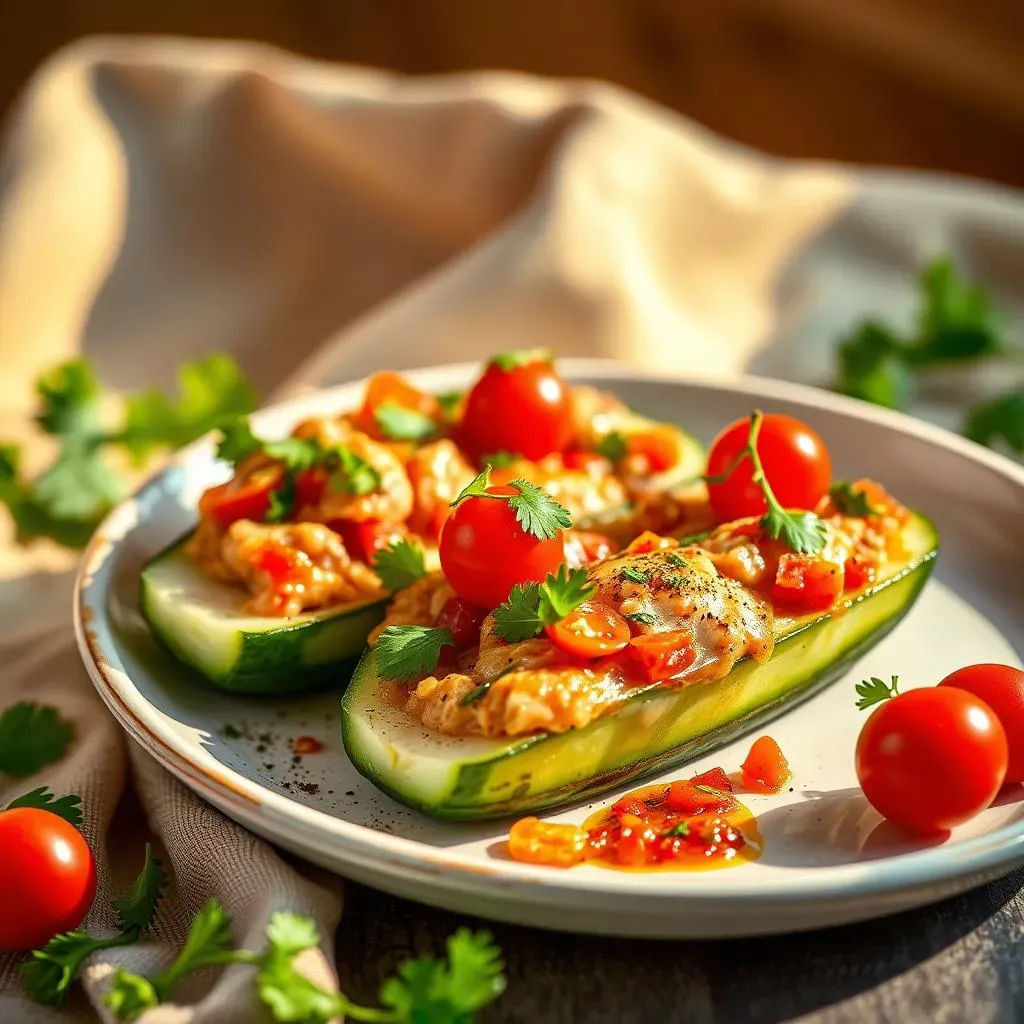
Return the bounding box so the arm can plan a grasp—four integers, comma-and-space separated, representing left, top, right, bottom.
772, 553, 844, 614
691, 766, 733, 794
333, 520, 407, 564
740, 736, 792, 794
254, 543, 300, 584
628, 630, 697, 682
294, 467, 328, 509
434, 597, 488, 650
198, 467, 282, 526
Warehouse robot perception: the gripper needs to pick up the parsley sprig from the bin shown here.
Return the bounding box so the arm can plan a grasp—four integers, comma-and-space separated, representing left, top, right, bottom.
451, 468, 572, 541
374, 625, 455, 681
493, 565, 596, 643
833, 256, 1023, 454
22, 844, 166, 1007
374, 402, 439, 441
1, 354, 256, 548
595, 431, 628, 462
829, 481, 881, 518
104, 905, 504, 1024
373, 538, 428, 591
704, 411, 828, 555
0, 702, 75, 777
6, 787, 83, 825
855, 675, 901, 710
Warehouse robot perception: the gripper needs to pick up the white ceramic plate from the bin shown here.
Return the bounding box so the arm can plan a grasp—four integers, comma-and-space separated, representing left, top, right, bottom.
75, 361, 1024, 939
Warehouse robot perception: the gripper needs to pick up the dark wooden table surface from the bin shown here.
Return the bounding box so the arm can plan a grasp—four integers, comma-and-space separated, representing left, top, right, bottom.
335, 870, 1024, 1022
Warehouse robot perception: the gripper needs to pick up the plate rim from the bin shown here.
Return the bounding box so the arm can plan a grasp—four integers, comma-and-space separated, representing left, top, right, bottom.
74, 361, 1024, 908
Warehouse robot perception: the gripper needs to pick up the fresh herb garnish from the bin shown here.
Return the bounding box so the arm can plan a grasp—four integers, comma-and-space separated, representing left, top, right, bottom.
694, 784, 731, 801
451, 468, 572, 541
625, 611, 657, 626
663, 821, 691, 838
6, 787, 82, 826
326, 446, 380, 497
492, 565, 596, 643
0, 702, 74, 777
704, 410, 828, 555
436, 391, 463, 416
666, 551, 692, 567
595, 431, 628, 462
963, 388, 1024, 455
830, 481, 880, 517
374, 402, 439, 442
488, 348, 553, 372
22, 845, 165, 1007
265, 472, 296, 523
374, 625, 455, 681
855, 675, 901, 710
459, 683, 492, 707
620, 565, 649, 585
373, 538, 427, 591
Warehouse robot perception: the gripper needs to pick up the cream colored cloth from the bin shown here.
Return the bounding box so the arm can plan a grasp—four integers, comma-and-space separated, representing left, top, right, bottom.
0, 34, 1020, 1023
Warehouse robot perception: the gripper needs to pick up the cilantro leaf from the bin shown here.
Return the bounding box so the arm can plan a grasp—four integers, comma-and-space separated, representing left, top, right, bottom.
835, 322, 912, 410
763, 506, 829, 555
35, 360, 105, 437
855, 675, 900, 710
436, 391, 463, 416
374, 625, 454, 681
493, 568, 594, 643
963, 388, 1024, 454
118, 353, 257, 461
505, 478, 572, 540
459, 683, 492, 707
626, 611, 657, 626
266, 912, 321, 957
0, 702, 74, 776
375, 402, 439, 442
112, 844, 166, 933
595, 431, 628, 462
488, 348, 553, 372
266, 473, 296, 523
620, 565, 648, 585
830, 481, 880, 517
105, 970, 160, 1021
256, 912, 342, 1024
7, 787, 83, 825
216, 418, 264, 467
480, 450, 522, 468
327, 446, 381, 497
264, 437, 322, 473
374, 539, 427, 591
663, 821, 690, 838
32, 441, 122, 521
23, 931, 134, 1007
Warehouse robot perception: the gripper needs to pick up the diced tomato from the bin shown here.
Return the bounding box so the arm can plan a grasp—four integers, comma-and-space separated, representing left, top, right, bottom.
611, 797, 648, 820
563, 531, 615, 568
355, 371, 444, 438
772, 554, 844, 614
664, 781, 728, 815
850, 478, 909, 524
691, 767, 733, 794
844, 553, 878, 592
740, 736, 792, 794
198, 467, 282, 527
435, 597, 488, 649
614, 814, 655, 867
333, 520, 408, 564
545, 602, 632, 660
627, 429, 678, 473
294, 467, 327, 509
628, 630, 697, 682
563, 450, 611, 474
625, 531, 678, 555
254, 543, 300, 584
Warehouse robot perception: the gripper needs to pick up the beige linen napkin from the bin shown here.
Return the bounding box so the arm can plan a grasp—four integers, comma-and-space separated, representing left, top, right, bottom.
0, 34, 862, 1023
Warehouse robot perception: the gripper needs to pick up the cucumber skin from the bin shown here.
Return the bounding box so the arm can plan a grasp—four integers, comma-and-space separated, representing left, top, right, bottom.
341, 516, 938, 821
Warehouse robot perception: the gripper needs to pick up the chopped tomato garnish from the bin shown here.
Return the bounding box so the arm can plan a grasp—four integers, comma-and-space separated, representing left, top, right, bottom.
254, 543, 300, 584
614, 814, 657, 866
563, 530, 615, 567
292, 735, 324, 755
625, 531, 679, 555
545, 601, 631, 660
627, 630, 697, 682
627, 428, 678, 473
772, 553, 844, 614
691, 767, 733, 794
562, 450, 611, 474
355, 371, 444, 438
198, 467, 281, 527
334, 520, 407, 564
741, 736, 792, 794
611, 796, 648, 820
294, 467, 327, 510
507, 817, 588, 867
850, 478, 909, 524
844, 553, 878, 592
664, 780, 734, 815
434, 597, 488, 649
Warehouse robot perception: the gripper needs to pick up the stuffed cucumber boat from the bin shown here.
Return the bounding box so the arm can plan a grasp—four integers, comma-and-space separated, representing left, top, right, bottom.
140, 349, 706, 692
340, 408, 939, 820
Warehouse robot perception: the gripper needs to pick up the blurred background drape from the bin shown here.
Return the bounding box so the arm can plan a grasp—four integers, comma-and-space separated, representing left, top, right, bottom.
3, 0, 1024, 190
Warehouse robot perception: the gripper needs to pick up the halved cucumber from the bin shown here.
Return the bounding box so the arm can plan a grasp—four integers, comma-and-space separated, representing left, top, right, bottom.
341, 513, 939, 820
140, 538, 392, 694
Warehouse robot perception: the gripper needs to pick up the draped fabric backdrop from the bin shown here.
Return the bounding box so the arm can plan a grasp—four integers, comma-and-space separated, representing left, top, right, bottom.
0, 36, 1021, 1022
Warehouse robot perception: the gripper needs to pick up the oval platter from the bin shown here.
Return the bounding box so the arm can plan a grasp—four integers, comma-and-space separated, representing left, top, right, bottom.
74, 360, 1024, 938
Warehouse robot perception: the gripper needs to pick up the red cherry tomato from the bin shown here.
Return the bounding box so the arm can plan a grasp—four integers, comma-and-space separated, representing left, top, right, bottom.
330, 520, 407, 564
198, 465, 281, 526
459, 353, 575, 461
545, 601, 631, 659
438, 487, 565, 608
435, 596, 488, 649
0, 808, 97, 951
705, 413, 831, 522
355, 371, 444, 438
855, 688, 1008, 836
938, 664, 1024, 783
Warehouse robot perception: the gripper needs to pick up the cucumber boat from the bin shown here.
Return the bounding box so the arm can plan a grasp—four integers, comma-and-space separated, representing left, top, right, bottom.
340, 512, 939, 820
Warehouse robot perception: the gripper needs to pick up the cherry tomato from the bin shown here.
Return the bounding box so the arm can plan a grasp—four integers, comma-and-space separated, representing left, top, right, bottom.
332, 520, 407, 564
855, 687, 1008, 835
0, 808, 97, 951
741, 736, 792, 793
198, 465, 281, 526
628, 630, 697, 682
459, 352, 575, 461
435, 596, 488, 649
705, 413, 831, 522
545, 601, 631, 659
355, 371, 444, 438
938, 664, 1024, 783
626, 428, 679, 473
438, 487, 565, 608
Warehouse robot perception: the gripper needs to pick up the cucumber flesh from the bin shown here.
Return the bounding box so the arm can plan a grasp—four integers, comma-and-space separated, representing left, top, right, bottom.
341, 513, 939, 820
140, 539, 389, 694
